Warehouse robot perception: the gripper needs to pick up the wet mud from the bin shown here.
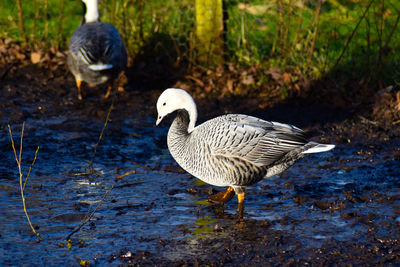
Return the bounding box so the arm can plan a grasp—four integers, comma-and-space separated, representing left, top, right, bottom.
0, 63, 399, 266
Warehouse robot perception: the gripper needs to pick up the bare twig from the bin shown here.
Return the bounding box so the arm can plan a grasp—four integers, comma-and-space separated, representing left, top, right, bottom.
333, 0, 374, 69
309, 0, 322, 63
16, 0, 27, 43
66, 185, 114, 240
43, 0, 49, 42
270, 0, 283, 57
8, 123, 42, 241
57, 0, 66, 49
278, 0, 284, 56
283, 0, 294, 56
292, 0, 305, 48
115, 170, 136, 179
24, 146, 40, 191
88, 99, 114, 172
382, 9, 400, 56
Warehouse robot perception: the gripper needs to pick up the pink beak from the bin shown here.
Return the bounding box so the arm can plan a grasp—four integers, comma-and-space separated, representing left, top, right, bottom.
156, 115, 163, 126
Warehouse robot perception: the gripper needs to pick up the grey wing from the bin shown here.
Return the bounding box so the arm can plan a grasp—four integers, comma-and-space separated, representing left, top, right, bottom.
69, 22, 127, 68
200, 114, 307, 166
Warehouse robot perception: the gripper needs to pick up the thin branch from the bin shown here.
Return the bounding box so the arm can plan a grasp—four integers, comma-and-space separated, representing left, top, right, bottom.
309, 0, 322, 63
16, 0, 27, 43
332, 0, 374, 69
292, 0, 305, 48
24, 146, 40, 191
19, 122, 24, 167
383, 9, 400, 54
8, 123, 42, 241
66, 185, 114, 240
115, 169, 136, 179
9, 124, 19, 166
89, 99, 114, 172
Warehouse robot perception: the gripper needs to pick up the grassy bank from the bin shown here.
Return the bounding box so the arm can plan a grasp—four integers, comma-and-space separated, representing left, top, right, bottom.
1, 0, 399, 96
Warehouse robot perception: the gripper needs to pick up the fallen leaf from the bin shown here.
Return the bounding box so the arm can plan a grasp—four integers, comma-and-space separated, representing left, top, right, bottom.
282, 72, 291, 84
31, 52, 41, 64
15, 52, 25, 60
227, 79, 234, 93
242, 75, 254, 85
396, 91, 400, 111
266, 67, 282, 81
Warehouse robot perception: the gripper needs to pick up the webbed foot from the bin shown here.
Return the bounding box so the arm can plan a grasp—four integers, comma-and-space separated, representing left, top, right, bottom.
208, 186, 235, 204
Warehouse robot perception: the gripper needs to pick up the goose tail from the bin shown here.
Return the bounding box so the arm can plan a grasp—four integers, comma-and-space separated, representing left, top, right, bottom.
88, 63, 113, 71
302, 142, 335, 154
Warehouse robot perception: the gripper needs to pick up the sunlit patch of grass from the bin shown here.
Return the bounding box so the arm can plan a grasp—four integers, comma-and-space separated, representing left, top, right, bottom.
0, 0, 399, 93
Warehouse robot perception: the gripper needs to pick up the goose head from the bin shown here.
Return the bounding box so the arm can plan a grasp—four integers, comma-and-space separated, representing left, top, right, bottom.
156, 88, 198, 133
82, 0, 99, 23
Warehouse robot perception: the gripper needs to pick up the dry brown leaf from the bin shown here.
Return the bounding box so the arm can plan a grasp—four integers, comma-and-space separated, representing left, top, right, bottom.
227, 79, 234, 93
31, 52, 41, 64
0, 44, 6, 53
40, 53, 50, 64
56, 51, 65, 58
185, 75, 204, 87
242, 75, 255, 85
258, 103, 267, 109
282, 72, 291, 84
266, 67, 282, 81
15, 52, 26, 60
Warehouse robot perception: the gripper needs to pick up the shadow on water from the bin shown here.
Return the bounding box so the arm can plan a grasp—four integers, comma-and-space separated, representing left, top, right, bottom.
1, 65, 400, 265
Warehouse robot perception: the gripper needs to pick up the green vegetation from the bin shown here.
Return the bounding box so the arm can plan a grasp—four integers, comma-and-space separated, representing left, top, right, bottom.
1, 0, 399, 91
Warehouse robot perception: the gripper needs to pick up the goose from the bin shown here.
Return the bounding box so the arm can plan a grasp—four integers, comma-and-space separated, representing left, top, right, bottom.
156, 88, 335, 218
67, 0, 127, 100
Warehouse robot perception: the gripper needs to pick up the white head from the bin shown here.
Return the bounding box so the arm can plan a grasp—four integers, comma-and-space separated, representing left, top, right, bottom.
156, 88, 198, 133
82, 0, 99, 23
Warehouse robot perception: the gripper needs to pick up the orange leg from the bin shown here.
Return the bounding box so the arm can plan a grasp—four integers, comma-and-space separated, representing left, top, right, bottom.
76, 80, 83, 100
117, 71, 127, 92
237, 192, 245, 219
104, 82, 113, 99
208, 186, 236, 204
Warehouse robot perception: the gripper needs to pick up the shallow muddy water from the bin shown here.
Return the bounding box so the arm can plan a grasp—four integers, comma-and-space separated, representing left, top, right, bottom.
1, 73, 400, 265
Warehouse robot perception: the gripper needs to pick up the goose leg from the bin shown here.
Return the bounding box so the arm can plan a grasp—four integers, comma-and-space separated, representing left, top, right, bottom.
208, 186, 236, 203
76, 79, 83, 100
237, 192, 245, 219
104, 82, 113, 99
117, 71, 126, 92
117, 71, 127, 93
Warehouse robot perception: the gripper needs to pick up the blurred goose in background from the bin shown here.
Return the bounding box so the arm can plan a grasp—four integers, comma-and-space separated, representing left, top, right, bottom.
68, 0, 127, 100
156, 88, 335, 218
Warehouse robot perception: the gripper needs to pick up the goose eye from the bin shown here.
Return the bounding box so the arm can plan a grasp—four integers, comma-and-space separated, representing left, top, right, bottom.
163, 102, 166, 106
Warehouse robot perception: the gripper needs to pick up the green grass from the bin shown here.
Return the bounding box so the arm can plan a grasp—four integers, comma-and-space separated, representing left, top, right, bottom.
1, 0, 399, 90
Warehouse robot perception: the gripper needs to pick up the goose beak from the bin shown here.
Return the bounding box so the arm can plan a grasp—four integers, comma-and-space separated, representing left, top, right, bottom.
156, 115, 163, 126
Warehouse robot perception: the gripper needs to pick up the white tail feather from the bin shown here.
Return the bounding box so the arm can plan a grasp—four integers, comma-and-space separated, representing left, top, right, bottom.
88, 64, 113, 71
302, 144, 335, 154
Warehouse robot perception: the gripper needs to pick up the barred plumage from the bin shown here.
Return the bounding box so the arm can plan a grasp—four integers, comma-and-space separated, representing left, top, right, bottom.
156, 88, 335, 217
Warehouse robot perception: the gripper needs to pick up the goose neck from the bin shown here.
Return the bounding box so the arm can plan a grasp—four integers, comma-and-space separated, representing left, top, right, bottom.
84, 0, 99, 23
170, 109, 192, 136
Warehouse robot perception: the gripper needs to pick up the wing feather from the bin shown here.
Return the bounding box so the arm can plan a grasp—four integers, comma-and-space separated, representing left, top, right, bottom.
196, 114, 307, 166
